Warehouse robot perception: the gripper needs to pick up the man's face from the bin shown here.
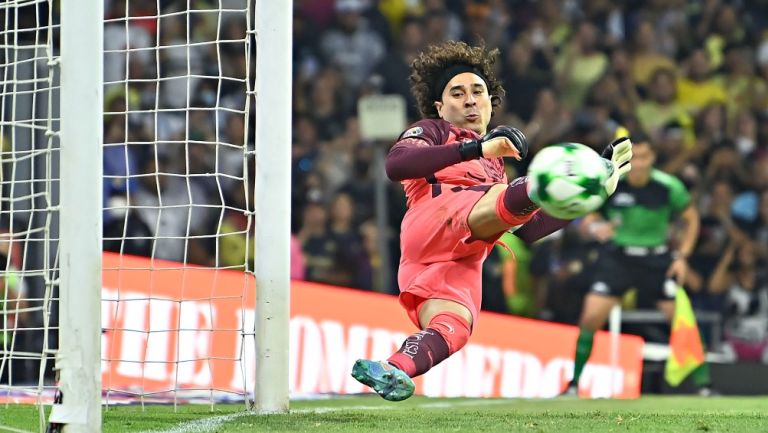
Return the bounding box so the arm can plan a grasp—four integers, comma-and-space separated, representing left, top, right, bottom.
435, 72, 492, 134
629, 141, 655, 176
651, 72, 676, 103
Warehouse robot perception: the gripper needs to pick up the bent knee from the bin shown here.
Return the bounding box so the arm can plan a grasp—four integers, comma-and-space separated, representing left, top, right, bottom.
418, 298, 473, 328
467, 184, 508, 239
579, 314, 607, 331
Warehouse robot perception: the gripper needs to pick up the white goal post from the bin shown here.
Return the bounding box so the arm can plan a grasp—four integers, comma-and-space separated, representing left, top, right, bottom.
52, 0, 104, 431
254, 0, 292, 415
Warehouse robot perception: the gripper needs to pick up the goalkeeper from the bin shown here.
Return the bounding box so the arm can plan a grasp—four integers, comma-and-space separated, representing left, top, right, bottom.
563, 136, 713, 396
351, 41, 632, 401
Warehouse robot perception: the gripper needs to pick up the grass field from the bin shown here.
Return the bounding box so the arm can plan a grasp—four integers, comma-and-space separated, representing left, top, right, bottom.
1, 396, 767, 433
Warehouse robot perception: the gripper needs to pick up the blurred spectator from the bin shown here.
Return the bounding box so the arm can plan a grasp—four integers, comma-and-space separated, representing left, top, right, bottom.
327, 192, 368, 289
704, 142, 750, 190
709, 240, 768, 363
720, 45, 768, 120
103, 195, 154, 257
305, 67, 349, 141
689, 179, 745, 299
422, 0, 462, 45
130, 155, 210, 263
554, 21, 608, 110
320, 0, 386, 89
531, 0, 571, 52
461, 0, 509, 48
502, 38, 552, 123
677, 48, 727, 115
522, 88, 572, 155
630, 18, 677, 90
371, 15, 425, 120
338, 146, 375, 224
698, 3, 749, 70
635, 67, 694, 145
297, 202, 336, 284
359, 220, 381, 291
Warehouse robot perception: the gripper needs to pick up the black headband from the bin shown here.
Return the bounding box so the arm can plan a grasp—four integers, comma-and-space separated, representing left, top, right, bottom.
432, 64, 490, 102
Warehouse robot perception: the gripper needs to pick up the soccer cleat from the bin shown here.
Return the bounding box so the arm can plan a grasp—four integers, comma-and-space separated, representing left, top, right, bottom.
697, 386, 720, 397
351, 359, 415, 402
558, 381, 579, 397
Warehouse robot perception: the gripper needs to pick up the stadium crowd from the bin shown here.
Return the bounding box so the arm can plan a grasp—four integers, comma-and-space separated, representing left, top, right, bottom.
91, 0, 768, 362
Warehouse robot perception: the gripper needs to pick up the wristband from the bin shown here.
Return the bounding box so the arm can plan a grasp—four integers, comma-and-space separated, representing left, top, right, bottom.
458, 139, 483, 161
672, 251, 688, 260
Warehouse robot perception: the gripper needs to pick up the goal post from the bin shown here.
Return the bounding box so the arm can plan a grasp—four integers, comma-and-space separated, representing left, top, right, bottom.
52, 0, 104, 430
254, 0, 292, 414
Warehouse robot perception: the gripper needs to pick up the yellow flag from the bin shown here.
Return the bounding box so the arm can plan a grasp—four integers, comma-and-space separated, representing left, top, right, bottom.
664, 286, 705, 386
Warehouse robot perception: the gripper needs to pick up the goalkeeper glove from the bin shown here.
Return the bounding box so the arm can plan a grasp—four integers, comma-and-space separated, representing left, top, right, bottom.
483, 126, 529, 159
458, 126, 528, 160
601, 136, 632, 195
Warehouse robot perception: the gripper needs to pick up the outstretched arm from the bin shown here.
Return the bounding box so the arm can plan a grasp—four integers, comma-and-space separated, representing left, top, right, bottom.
385, 126, 528, 181
385, 139, 462, 181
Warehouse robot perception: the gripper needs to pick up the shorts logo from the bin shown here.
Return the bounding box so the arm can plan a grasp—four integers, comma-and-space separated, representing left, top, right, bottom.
433, 321, 455, 334
403, 126, 423, 138
591, 281, 610, 294
664, 279, 677, 298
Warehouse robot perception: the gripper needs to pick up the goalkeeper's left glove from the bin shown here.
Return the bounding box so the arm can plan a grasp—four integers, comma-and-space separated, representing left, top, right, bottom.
601, 136, 632, 196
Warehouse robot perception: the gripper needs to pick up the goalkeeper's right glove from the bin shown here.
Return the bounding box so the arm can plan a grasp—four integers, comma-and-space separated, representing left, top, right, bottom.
601, 136, 632, 196
458, 126, 528, 161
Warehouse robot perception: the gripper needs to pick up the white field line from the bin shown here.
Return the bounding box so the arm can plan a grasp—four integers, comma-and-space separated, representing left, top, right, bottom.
137, 412, 250, 433
138, 399, 513, 433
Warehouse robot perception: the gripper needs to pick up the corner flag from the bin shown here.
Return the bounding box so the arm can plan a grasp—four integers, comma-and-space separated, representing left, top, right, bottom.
664, 286, 705, 386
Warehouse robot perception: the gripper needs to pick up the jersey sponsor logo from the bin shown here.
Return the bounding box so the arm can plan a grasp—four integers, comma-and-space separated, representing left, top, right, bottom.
402, 126, 423, 138
612, 192, 635, 206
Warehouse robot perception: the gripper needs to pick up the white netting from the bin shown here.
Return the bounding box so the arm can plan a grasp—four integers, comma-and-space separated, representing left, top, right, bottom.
100, 0, 253, 407
0, 0, 60, 411
1, 0, 254, 430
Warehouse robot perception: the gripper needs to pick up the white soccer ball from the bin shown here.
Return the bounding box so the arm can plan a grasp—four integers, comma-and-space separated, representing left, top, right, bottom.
527, 142, 612, 220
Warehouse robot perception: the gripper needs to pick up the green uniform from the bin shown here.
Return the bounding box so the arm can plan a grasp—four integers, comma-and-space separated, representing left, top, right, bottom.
602, 169, 690, 248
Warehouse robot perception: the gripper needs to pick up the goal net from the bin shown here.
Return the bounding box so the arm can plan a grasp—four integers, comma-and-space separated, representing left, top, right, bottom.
1, 0, 291, 431
0, 0, 63, 426
99, 0, 255, 406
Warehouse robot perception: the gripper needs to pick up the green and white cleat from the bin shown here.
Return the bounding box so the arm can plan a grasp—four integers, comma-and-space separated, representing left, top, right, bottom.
351, 359, 415, 402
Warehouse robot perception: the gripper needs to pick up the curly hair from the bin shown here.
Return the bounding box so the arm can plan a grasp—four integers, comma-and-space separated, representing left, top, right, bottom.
409, 41, 505, 119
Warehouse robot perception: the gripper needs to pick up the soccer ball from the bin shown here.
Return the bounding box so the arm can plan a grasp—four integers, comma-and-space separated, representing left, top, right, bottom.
527, 142, 612, 220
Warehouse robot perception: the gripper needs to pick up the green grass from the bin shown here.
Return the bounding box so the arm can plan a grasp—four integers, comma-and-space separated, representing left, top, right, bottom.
2, 396, 768, 433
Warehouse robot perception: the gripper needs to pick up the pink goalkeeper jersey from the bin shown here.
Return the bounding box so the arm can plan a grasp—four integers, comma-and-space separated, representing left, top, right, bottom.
392, 119, 508, 208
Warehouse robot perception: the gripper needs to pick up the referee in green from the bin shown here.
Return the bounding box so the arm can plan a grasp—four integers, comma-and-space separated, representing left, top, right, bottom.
563, 136, 713, 396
